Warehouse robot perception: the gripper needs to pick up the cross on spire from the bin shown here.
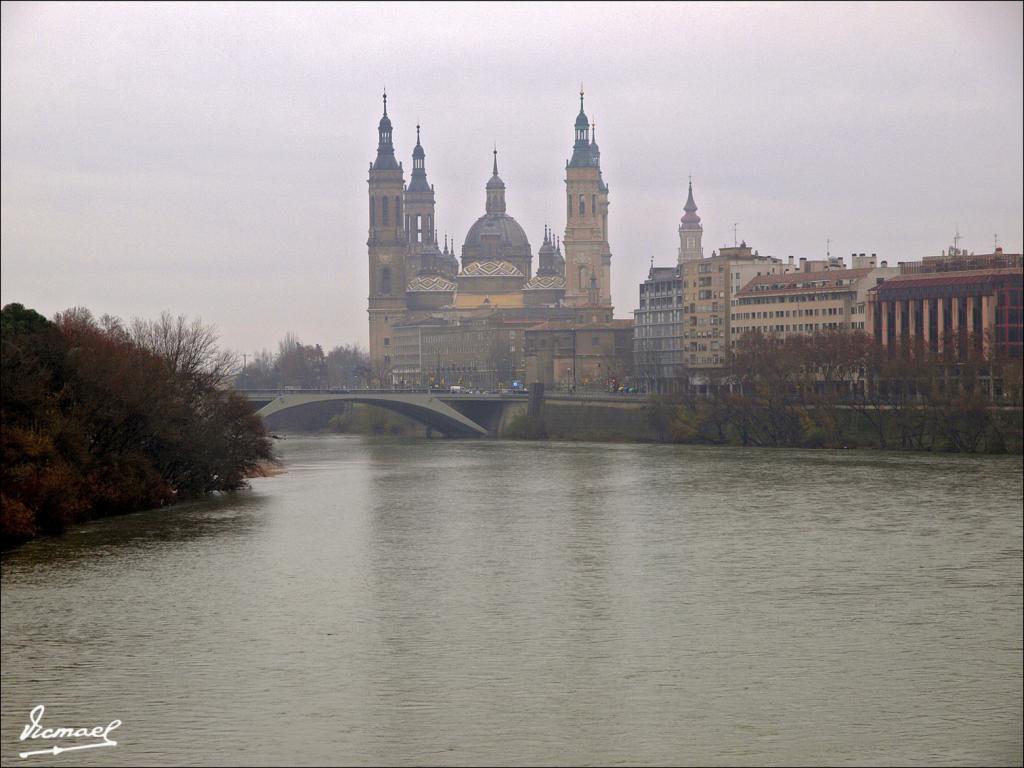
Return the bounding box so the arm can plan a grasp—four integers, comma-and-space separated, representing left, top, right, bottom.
382, 88, 387, 116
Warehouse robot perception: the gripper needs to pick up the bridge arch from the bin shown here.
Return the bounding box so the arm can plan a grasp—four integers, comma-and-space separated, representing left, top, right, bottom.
252, 393, 489, 437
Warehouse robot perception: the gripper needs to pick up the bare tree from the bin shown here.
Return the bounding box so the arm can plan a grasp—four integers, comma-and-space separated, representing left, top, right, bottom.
130, 311, 237, 389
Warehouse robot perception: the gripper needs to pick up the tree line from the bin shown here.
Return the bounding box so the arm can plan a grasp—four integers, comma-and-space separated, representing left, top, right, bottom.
648, 329, 1023, 453
1, 303, 274, 547
233, 334, 370, 390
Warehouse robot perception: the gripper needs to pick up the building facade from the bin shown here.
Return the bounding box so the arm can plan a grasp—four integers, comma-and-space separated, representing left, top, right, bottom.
867, 249, 1023, 360
524, 320, 634, 390
732, 262, 899, 342
633, 266, 684, 392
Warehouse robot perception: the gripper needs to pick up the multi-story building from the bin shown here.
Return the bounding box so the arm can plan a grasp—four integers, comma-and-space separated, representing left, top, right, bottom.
524, 320, 634, 390
633, 266, 684, 392
732, 260, 899, 343
366, 90, 615, 385
678, 243, 783, 383
868, 248, 1023, 360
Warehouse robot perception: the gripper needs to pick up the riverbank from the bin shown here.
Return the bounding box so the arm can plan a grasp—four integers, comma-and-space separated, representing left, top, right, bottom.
502, 398, 1023, 453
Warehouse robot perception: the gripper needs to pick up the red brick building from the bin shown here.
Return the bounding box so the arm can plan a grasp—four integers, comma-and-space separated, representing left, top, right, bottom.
867, 250, 1023, 359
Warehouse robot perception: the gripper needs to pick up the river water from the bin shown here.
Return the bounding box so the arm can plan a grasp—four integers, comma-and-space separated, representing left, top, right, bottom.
1, 436, 1021, 766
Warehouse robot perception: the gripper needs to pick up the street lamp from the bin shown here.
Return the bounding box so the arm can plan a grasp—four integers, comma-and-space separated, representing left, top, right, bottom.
571, 327, 577, 393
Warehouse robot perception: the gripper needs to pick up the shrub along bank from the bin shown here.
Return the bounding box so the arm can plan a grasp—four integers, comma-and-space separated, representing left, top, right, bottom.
1, 304, 275, 548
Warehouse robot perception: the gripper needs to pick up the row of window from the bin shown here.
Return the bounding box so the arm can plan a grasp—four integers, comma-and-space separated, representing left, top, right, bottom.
735, 292, 851, 305
731, 307, 846, 321
737, 322, 847, 334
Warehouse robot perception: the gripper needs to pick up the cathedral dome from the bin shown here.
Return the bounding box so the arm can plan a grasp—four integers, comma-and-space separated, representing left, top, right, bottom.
463, 213, 530, 253
463, 149, 533, 278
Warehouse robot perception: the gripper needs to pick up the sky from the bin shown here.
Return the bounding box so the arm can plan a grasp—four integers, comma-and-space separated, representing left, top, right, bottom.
2, 1, 1022, 356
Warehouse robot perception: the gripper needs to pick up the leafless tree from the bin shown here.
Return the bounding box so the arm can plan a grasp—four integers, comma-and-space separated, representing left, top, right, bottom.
130, 311, 237, 389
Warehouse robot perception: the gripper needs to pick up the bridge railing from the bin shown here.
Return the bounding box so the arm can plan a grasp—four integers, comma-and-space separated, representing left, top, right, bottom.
232, 385, 647, 403
233, 387, 651, 402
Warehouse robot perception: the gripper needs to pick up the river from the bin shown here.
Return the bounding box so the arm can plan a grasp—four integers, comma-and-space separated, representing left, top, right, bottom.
2, 436, 1022, 766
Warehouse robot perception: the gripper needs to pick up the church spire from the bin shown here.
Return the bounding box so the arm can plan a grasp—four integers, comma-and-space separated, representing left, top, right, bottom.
372, 90, 399, 171
485, 146, 506, 214
574, 88, 589, 147
408, 122, 430, 192
678, 176, 704, 263
681, 176, 700, 224
570, 89, 594, 167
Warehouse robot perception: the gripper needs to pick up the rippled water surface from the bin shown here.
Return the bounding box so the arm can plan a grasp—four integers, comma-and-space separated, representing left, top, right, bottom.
2, 436, 1022, 766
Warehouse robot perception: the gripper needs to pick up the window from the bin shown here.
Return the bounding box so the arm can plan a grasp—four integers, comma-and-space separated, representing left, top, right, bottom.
384, 337, 390, 347
395, 196, 402, 224
381, 267, 391, 295
592, 194, 596, 214
579, 195, 585, 216
382, 196, 389, 226
370, 197, 376, 226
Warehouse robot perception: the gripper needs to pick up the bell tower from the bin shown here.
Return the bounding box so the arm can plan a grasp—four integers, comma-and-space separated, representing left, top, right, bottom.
562, 89, 612, 308
405, 123, 437, 273
367, 91, 407, 385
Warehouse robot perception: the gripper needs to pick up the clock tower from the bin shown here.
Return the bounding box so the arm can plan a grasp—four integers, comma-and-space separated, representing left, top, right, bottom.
562, 90, 612, 308
367, 92, 407, 384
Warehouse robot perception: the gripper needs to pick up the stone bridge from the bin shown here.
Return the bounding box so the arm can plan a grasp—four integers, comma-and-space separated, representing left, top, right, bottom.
239, 389, 515, 437
238, 388, 649, 438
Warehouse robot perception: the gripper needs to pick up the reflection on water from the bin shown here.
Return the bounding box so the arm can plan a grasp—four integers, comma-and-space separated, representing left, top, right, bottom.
2, 436, 1022, 766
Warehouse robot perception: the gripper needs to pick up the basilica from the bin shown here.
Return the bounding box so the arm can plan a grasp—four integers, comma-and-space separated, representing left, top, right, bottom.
366, 91, 616, 384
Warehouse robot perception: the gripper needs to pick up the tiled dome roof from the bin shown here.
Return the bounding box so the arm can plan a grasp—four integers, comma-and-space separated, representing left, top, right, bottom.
459, 260, 524, 278
524, 275, 566, 291
406, 275, 457, 292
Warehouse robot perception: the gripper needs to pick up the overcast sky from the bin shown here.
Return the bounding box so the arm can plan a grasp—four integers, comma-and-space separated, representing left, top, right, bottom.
2, 1, 1021, 355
